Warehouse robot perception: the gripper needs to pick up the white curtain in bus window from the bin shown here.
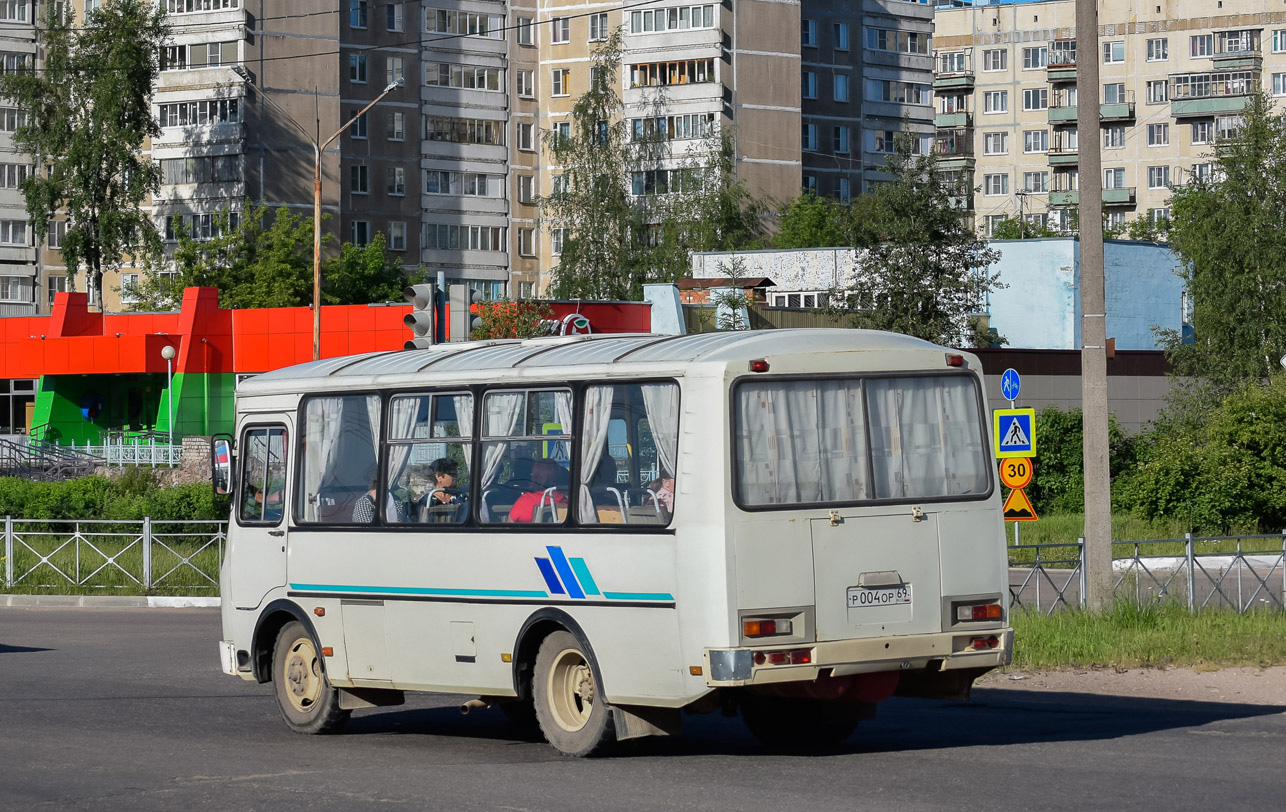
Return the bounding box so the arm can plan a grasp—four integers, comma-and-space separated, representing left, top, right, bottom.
865, 376, 987, 499
736, 380, 869, 505
385, 393, 473, 524
298, 394, 382, 523
239, 427, 286, 524
479, 389, 573, 524
578, 383, 679, 525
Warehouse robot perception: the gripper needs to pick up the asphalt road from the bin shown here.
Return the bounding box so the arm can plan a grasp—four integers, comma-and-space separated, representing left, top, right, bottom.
2, 608, 1284, 812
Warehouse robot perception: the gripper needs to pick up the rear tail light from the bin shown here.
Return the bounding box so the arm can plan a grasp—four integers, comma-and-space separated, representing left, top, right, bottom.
946, 353, 965, 367
743, 618, 792, 637
956, 602, 1003, 622
969, 635, 1000, 650
753, 648, 814, 666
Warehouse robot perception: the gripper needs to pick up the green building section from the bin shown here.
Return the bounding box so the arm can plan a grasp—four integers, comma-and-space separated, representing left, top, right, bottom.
31, 373, 236, 445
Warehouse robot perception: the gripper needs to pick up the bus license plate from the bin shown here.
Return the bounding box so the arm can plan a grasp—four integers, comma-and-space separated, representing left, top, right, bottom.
847, 584, 912, 608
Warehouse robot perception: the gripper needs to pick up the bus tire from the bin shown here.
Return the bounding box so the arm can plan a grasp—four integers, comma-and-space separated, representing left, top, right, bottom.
532, 630, 616, 757
272, 621, 350, 735
740, 697, 860, 750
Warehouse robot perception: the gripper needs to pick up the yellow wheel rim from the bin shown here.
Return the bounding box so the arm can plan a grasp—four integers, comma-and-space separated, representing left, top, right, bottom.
546, 647, 595, 733
283, 636, 323, 714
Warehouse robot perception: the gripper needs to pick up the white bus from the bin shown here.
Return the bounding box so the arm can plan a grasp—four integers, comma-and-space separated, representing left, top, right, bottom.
216, 329, 1011, 756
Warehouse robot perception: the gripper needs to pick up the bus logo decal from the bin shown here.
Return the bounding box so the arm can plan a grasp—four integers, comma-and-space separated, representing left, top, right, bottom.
535, 546, 600, 599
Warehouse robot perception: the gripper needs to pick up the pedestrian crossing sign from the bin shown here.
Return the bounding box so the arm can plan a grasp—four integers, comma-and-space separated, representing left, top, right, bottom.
993, 408, 1036, 458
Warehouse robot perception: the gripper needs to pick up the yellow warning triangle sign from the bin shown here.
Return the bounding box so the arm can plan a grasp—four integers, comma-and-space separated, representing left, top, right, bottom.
1003, 487, 1039, 521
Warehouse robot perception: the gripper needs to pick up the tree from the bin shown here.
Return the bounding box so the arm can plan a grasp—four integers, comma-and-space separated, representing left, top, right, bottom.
988, 215, 1057, 240
471, 298, 555, 339
130, 204, 315, 310
1162, 93, 1286, 383
541, 31, 764, 301
0, 0, 167, 303
1124, 214, 1169, 243
772, 192, 850, 249
322, 234, 416, 305
822, 135, 1003, 347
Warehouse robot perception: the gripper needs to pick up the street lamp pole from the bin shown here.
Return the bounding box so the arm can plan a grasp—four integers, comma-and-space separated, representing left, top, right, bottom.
232, 67, 404, 361
161, 344, 176, 460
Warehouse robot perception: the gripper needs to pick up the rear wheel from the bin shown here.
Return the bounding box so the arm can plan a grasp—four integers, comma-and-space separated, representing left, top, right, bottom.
740, 696, 860, 750
532, 630, 615, 757
272, 621, 350, 734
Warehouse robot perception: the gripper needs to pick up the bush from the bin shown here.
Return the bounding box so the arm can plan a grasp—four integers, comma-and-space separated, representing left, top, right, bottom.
1027, 406, 1136, 514
0, 471, 222, 528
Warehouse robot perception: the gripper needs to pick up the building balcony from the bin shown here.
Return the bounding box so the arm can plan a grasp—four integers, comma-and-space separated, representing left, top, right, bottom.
934, 73, 974, 92
934, 50, 973, 89
1169, 72, 1258, 117
1100, 91, 1135, 121
934, 110, 970, 128
934, 128, 972, 159
1046, 188, 1134, 206
1212, 31, 1261, 69
1048, 145, 1078, 166
1049, 189, 1078, 207
1103, 187, 1136, 206
1047, 103, 1077, 123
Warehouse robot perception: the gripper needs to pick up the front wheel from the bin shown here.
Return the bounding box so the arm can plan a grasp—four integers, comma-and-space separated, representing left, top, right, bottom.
740, 696, 861, 750
272, 621, 350, 734
532, 630, 615, 757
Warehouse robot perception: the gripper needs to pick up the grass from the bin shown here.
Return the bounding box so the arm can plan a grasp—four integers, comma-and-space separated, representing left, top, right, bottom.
1010, 602, 1286, 670
1005, 513, 1283, 567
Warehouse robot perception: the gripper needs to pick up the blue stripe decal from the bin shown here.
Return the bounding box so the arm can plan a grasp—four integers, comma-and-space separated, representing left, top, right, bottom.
569, 558, 600, 596
601, 591, 676, 602
534, 558, 565, 595
545, 546, 586, 599
290, 583, 549, 599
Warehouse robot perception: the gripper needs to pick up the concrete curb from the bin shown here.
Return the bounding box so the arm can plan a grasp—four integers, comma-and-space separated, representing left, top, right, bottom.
0, 595, 220, 608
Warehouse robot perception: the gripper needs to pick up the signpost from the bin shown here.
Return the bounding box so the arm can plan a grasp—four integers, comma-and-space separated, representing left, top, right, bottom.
993, 408, 1036, 458
995, 370, 1038, 538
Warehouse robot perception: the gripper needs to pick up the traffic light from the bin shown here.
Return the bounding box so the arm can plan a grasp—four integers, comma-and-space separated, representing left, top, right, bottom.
448, 284, 483, 342
403, 283, 438, 349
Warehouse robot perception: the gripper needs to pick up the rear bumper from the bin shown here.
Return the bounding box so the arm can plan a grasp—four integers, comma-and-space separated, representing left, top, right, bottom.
703, 627, 1013, 687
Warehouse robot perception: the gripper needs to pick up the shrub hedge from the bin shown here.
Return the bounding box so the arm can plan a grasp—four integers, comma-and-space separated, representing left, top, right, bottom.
0, 468, 223, 528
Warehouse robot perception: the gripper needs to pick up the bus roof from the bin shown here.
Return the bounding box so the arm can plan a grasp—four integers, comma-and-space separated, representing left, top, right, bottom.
237, 329, 950, 395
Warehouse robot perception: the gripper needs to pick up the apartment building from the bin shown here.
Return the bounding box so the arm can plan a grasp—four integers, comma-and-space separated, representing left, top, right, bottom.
0, 0, 39, 316
934, 0, 1286, 236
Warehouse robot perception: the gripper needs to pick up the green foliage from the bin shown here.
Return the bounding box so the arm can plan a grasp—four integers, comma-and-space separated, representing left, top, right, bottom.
541, 31, 764, 301
1114, 375, 1286, 531
1025, 407, 1136, 514
821, 134, 1003, 347
0, 472, 221, 527
1124, 214, 1170, 243
771, 192, 849, 249
322, 233, 417, 305
471, 298, 555, 339
1162, 93, 1286, 383
0, 0, 167, 300
988, 215, 1058, 240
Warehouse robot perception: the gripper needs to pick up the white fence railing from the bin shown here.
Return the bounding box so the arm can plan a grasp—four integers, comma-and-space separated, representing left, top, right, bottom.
48, 438, 183, 466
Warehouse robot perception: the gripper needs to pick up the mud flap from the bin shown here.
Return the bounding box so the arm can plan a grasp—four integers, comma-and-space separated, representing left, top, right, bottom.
612, 705, 683, 741
337, 687, 406, 710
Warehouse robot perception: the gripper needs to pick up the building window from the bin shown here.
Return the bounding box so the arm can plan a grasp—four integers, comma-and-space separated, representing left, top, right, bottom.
518, 228, 535, 257
551, 68, 569, 96
833, 74, 849, 103
0, 0, 29, 22
589, 12, 607, 41
1274, 30, 1286, 53
1023, 129, 1048, 153
350, 112, 367, 139
0, 161, 28, 189
517, 69, 534, 98
1104, 168, 1126, 189
554, 121, 570, 144
802, 19, 816, 48
1146, 80, 1168, 104
834, 22, 849, 51
425, 9, 504, 38
1149, 208, 1171, 224
350, 165, 369, 194
1147, 166, 1170, 189
1146, 37, 1167, 61
983, 174, 1008, 196
630, 6, 715, 33
349, 0, 367, 29
838, 178, 850, 203
387, 111, 404, 141
1022, 172, 1049, 193
387, 221, 406, 251
424, 115, 504, 146
1191, 120, 1213, 144
983, 90, 1007, 113
803, 175, 817, 193
1274, 73, 1286, 96
833, 126, 849, 154
551, 228, 565, 256
386, 56, 404, 86
1103, 83, 1126, 104
628, 59, 714, 88
0, 275, 20, 301
1022, 87, 1048, 111
48, 219, 68, 249
865, 28, 930, 55
1147, 123, 1169, 147
802, 122, 817, 151
1215, 115, 1243, 140
349, 54, 367, 83
802, 71, 817, 99
983, 132, 1007, 155
1190, 34, 1213, 57
1191, 163, 1212, 183
982, 48, 1006, 71
517, 16, 534, 45
551, 16, 570, 44
48, 274, 68, 305
158, 99, 240, 129
120, 273, 140, 304
1103, 125, 1125, 149
1022, 46, 1047, 69
864, 78, 930, 105
387, 166, 405, 196
386, 2, 403, 32
0, 219, 27, 245
352, 221, 370, 246
1102, 41, 1124, 64
517, 122, 534, 151
424, 63, 502, 91
517, 175, 534, 204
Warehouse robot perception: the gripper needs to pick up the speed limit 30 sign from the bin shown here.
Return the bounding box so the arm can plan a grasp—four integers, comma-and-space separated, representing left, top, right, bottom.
998, 457, 1033, 490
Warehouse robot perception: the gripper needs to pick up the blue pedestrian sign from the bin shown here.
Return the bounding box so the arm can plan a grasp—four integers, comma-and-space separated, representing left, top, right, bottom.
993, 408, 1037, 458
1001, 368, 1021, 402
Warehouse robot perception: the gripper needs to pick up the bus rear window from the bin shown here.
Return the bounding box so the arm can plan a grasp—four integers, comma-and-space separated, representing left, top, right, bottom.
734, 375, 989, 508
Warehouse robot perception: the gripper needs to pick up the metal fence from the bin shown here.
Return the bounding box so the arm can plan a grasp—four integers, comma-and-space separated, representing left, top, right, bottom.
2, 517, 226, 592
37, 437, 183, 467
1009, 533, 1286, 614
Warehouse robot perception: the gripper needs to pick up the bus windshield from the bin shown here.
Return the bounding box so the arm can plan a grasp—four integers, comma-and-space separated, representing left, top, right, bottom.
734, 375, 989, 507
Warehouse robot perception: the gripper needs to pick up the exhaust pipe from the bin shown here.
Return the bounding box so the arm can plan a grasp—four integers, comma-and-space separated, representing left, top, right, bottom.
460, 698, 492, 715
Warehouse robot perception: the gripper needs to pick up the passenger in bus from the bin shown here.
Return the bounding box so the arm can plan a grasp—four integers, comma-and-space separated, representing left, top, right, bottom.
352, 479, 405, 524
508, 459, 569, 523
646, 470, 676, 514
421, 457, 466, 523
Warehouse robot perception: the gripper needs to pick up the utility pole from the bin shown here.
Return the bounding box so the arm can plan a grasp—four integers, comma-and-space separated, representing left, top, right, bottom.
1076, 0, 1113, 609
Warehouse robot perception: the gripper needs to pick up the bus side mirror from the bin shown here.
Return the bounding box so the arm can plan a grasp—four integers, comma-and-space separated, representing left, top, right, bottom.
212, 435, 235, 497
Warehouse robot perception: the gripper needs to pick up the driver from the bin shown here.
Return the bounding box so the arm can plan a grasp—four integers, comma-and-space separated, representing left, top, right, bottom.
422, 458, 465, 523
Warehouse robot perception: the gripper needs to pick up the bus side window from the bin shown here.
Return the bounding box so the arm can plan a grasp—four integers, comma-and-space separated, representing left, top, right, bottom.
479, 389, 573, 525
297, 394, 383, 524
385, 392, 474, 525
579, 383, 678, 526
238, 426, 287, 525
